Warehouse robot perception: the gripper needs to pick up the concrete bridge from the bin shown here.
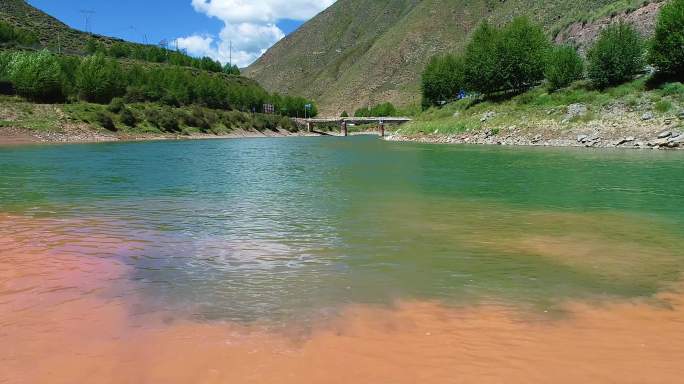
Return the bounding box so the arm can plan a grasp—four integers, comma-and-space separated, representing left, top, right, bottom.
295, 117, 412, 137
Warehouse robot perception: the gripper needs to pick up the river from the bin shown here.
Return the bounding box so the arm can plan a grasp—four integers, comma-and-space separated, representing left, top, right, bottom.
1, 136, 684, 383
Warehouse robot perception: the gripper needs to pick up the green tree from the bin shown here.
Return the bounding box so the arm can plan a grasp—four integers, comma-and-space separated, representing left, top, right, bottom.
545, 45, 584, 90
76, 54, 125, 103
649, 0, 684, 78
108, 42, 132, 58
464, 21, 503, 95
587, 23, 645, 88
370, 102, 397, 117
8, 50, 64, 102
497, 17, 550, 91
422, 54, 465, 107
223, 63, 240, 75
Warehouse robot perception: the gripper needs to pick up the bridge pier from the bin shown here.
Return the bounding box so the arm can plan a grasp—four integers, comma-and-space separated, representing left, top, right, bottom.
341, 121, 348, 137
379, 123, 385, 137
307, 122, 312, 133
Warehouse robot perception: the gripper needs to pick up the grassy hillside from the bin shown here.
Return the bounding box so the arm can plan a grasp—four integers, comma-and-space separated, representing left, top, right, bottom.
245, 0, 666, 115
0, 0, 138, 53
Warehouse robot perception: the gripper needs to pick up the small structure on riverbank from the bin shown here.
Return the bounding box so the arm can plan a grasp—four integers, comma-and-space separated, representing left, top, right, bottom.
296, 117, 412, 137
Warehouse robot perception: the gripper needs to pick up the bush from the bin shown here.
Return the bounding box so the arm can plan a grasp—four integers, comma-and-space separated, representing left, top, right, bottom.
649, 0, 684, 78
422, 54, 466, 107
119, 108, 137, 127
144, 108, 163, 128
545, 45, 585, 90
587, 23, 645, 89
95, 111, 116, 131
76, 54, 125, 103
340, 111, 349, 117
0, 21, 38, 46
159, 110, 181, 132
7, 50, 64, 102
108, 97, 125, 113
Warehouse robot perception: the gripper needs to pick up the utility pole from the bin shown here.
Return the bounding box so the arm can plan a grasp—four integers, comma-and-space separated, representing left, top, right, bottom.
80, 10, 95, 34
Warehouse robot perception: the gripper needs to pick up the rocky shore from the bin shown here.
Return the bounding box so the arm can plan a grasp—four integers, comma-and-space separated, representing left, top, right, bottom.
0, 126, 315, 146
387, 104, 684, 150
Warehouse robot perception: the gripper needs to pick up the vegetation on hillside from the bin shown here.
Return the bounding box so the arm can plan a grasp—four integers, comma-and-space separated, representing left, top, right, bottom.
649, 0, 684, 79
0, 50, 317, 119
354, 102, 398, 117
86, 39, 240, 75
0, 20, 38, 46
587, 23, 645, 89
405, 6, 684, 138
245, 0, 663, 114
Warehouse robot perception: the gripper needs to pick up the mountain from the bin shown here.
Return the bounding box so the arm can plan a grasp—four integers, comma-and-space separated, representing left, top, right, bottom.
245, 0, 665, 115
0, 0, 143, 54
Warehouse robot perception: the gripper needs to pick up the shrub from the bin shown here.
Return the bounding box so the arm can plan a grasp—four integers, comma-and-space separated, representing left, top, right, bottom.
0, 21, 38, 46
587, 23, 645, 88
7, 50, 64, 102
119, 108, 137, 127
649, 0, 684, 78
107, 97, 125, 113
76, 54, 125, 103
340, 111, 349, 117
654, 99, 673, 113
159, 110, 181, 132
660, 82, 684, 97
95, 111, 116, 131
144, 108, 163, 128
545, 45, 585, 90
422, 54, 466, 107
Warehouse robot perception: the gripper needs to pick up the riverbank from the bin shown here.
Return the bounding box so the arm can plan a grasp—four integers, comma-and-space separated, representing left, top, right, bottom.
386, 116, 684, 150
0, 96, 314, 146
390, 78, 684, 150
0, 125, 314, 146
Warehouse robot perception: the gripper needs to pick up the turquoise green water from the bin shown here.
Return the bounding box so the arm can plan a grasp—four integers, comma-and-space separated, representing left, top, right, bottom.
1, 136, 683, 322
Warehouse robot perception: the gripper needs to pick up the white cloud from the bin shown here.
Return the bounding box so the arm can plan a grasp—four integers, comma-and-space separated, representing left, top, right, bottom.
177, 0, 334, 67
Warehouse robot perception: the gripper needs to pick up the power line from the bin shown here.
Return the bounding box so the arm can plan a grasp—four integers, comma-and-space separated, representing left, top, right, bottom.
80, 9, 95, 34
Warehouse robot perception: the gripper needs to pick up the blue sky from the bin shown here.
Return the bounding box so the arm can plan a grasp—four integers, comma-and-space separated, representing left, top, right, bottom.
28, 0, 333, 66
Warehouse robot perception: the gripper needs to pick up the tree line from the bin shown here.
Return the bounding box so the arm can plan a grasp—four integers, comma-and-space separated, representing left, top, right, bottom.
422, 0, 684, 107
0, 50, 317, 117
86, 39, 240, 75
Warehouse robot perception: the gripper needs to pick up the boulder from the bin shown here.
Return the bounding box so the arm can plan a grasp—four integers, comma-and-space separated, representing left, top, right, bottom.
566, 103, 587, 118
616, 137, 635, 146
657, 130, 672, 139
678, 110, 684, 120
480, 111, 496, 122
577, 134, 588, 143
649, 138, 670, 147
642, 112, 654, 121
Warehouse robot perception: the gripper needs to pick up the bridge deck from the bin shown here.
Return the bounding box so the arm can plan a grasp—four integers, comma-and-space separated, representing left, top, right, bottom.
297, 117, 412, 124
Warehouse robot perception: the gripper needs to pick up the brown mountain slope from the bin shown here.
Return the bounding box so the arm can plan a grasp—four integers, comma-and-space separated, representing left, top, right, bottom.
245, 0, 665, 115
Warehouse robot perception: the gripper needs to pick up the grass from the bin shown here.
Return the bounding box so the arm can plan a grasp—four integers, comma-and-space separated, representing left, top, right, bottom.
399, 78, 683, 136
0, 95, 300, 136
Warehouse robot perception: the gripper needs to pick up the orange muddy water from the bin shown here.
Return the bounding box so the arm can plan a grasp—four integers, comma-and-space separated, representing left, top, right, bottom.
2, 215, 684, 384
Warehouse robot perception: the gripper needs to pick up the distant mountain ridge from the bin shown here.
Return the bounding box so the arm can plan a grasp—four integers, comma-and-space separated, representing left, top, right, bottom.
245, 0, 666, 115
